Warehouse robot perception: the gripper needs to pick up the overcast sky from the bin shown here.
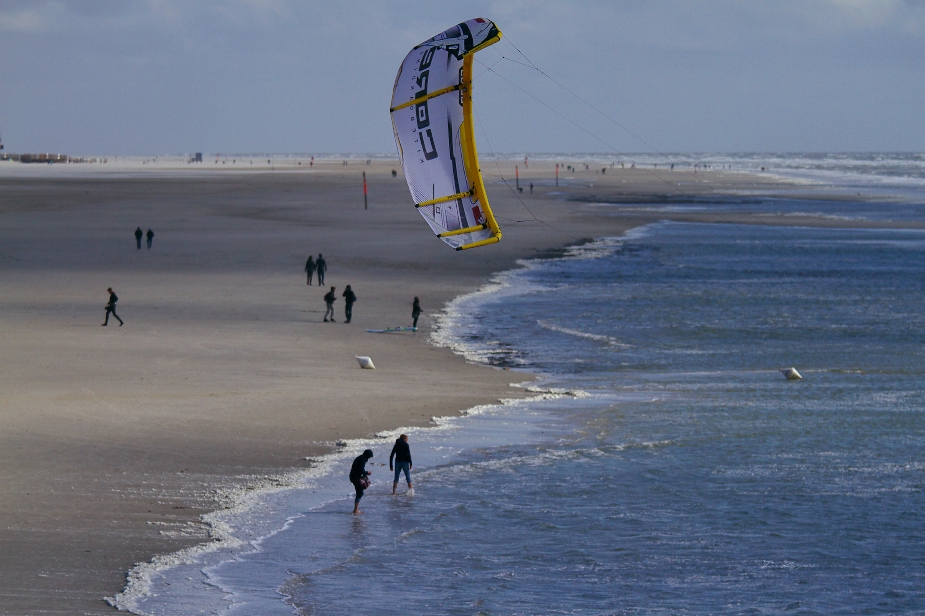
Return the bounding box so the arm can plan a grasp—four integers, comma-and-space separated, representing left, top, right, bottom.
1, 0, 922, 155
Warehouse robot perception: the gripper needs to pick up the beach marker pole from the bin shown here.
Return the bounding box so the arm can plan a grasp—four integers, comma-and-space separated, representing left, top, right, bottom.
363, 172, 368, 210
555, 163, 559, 187
515, 165, 519, 191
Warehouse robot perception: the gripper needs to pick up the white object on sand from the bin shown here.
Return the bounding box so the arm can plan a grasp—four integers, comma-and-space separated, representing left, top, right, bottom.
356, 356, 376, 370
781, 367, 802, 380
407, 488, 415, 497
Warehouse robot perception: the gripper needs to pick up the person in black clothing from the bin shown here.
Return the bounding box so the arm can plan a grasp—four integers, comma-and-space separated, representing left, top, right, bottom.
349, 449, 374, 514
323, 286, 337, 322
342, 285, 357, 323
304, 256, 316, 285
316, 253, 327, 285
389, 434, 413, 495
412, 297, 423, 329
134, 227, 143, 249
102, 287, 123, 326
146, 228, 154, 249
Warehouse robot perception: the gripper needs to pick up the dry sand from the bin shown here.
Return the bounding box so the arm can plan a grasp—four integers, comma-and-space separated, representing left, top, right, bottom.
0, 158, 913, 614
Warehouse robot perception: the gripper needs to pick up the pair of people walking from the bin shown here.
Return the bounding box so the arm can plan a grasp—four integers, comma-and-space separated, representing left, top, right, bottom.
349, 434, 413, 514
305, 253, 327, 285
323, 285, 356, 323
134, 227, 154, 250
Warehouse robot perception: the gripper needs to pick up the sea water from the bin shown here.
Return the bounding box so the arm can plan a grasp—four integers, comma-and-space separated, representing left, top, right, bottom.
116, 156, 925, 615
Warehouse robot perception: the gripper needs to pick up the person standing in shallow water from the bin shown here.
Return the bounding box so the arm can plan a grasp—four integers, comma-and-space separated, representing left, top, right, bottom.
146, 228, 154, 249
323, 286, 337, 322
390, 434, 413, 495
349, 449, 373, 514
316, 253, 327, 285
304, 255, 315, 285
412, 297, 423, 329
342, 285, 357, 323
102, 287, 123, 326
134, 227, 143, 249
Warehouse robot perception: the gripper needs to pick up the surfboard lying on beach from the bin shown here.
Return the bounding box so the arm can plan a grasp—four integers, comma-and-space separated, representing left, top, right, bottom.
366, 326, 418, 334
390, 18, 503, 251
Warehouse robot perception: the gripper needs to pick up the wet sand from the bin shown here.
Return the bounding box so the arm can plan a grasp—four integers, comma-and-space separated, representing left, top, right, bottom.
0, 158, 909, 614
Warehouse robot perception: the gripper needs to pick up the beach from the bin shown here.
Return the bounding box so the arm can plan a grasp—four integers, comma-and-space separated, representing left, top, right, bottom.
0, 157, 915, 614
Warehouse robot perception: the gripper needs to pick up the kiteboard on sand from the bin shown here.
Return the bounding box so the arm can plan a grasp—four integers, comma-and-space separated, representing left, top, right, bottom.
366, 326, 418, 334
390, 18, 503, 251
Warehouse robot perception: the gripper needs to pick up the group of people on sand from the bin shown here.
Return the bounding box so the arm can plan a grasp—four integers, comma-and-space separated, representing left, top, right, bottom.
304, 255, 424, 328
134, 226, 155, 250
350, 434, 414, 514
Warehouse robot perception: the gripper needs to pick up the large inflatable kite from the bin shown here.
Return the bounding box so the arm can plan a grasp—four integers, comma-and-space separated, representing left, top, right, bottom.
390, 18, 503, 251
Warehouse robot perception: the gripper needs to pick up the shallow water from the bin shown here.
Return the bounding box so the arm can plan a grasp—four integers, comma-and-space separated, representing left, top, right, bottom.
119, 157, 925, 615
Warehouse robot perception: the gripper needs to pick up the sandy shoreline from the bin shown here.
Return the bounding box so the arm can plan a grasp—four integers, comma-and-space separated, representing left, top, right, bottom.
0, 158, 914, 614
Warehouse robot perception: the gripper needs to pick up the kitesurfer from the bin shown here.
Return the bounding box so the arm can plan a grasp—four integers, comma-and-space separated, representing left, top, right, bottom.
350, 449, 373, 514
102, 288, 123, 326
304, 255, 316, 285
316, 253, 327, 285
145, 228, 154, 250
342, 285, 357, 323
412, 297, 423, 329
323, 286, 337, 322
134, 227, 143, 250
390, 434, 413, 495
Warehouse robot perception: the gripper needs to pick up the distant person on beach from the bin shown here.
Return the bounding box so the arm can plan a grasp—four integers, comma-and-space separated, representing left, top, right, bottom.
390, 434, 413, 495
146, 228, 154, 249
134, 227, 143, 249
102, 287, 123, 326
316, 254, 327, 285
323, 286, 337, 322
342, 285, 357, 323
350, 449, 374, 514
304, 256, 316, 285
412, 297, 423, 329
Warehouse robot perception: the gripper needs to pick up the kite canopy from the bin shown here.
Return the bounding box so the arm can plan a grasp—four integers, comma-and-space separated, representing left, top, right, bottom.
390, 18, 502, 251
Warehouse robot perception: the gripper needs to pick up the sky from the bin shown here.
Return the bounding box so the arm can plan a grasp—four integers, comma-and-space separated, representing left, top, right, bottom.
1, 0, 923, 155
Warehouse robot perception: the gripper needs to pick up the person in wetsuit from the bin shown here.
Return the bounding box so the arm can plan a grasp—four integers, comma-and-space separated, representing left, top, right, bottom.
342, 285, 357, 323
349, 449, 374, 514
102, 287, 123, 326
389, 434, 413, 495
412, 297, 423, 329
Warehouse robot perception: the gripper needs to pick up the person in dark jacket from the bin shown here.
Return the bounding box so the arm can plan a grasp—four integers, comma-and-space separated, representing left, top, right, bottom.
412, 297, 423, 329
145, 228, 154, 249
323, 286, 337, 322
342, 285, 357, 323
349, 449, 374, 514
316, 253, 327, 285
102, 287, 123, 326
389, 434, 413, 495
134, 227, 143, 249
304, 256, 316, 285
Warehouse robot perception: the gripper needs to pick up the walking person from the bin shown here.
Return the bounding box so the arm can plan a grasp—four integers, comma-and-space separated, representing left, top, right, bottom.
412, 297, 423, 329
102, 287, 123, 326
323, 286, 337, 322
342, 285, 357, 323
316, 253, 327, 285
389, 434, 413, 495
146, 228, 154, 249
350, 449, 374, 515
134, 227, 143, 249
304, 255, 316, 285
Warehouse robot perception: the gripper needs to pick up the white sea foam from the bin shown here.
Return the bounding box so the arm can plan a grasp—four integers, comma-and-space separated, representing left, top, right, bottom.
537, 320, 632, 349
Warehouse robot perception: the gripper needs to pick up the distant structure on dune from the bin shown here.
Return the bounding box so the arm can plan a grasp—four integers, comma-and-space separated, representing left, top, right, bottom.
188, 152, 202, 163
0, 152, 100, 163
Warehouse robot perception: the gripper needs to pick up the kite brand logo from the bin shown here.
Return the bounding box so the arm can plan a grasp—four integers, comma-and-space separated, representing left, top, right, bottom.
416, 49, 438, 161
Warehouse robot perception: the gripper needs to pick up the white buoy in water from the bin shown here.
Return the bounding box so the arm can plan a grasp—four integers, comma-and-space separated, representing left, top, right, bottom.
356, 356, 376, 369
781, 367, 802, 380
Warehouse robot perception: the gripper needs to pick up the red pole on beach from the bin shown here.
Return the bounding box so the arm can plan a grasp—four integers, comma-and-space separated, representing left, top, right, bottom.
363, 172, 368, 210
555, 163, 559, 187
